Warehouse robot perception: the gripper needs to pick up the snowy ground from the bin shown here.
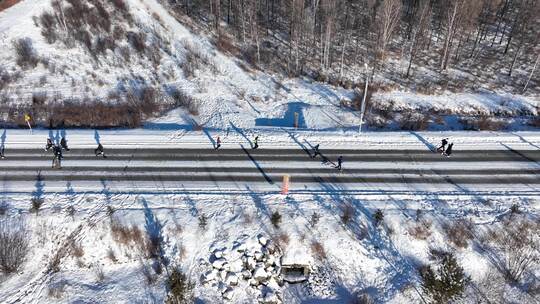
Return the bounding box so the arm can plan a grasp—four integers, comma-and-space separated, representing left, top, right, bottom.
0, 1, 539, 303
0, 191, 538, 303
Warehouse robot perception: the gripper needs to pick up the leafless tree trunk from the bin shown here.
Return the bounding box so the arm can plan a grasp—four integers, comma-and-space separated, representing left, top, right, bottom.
376, 0, 402, 62
406, 0, 431, 78
440, 0, 464, 70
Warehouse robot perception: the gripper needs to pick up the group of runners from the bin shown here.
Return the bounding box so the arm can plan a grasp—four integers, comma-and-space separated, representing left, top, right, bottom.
45, 136, 106, 169
0, 134, 454, 172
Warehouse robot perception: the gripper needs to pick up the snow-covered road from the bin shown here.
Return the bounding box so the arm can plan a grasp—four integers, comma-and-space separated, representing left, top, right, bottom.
0, 129, 538, 195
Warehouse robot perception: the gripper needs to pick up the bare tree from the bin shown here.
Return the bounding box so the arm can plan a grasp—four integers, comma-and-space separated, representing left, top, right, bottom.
439, 0, 465, 70
406, 0, 431, 78
0, 219, 30, 274
487, 217, 540, 282
375, 0, 402, 62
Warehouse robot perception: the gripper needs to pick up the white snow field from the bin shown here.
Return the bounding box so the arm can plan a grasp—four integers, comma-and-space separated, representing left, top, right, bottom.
0, 0, 539, 303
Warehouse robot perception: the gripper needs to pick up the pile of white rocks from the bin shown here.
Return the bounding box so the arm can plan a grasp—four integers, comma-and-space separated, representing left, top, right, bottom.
201, 234, 283, 303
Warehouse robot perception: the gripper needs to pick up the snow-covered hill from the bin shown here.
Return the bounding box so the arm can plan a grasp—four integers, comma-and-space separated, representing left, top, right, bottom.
0, 0, 537, 131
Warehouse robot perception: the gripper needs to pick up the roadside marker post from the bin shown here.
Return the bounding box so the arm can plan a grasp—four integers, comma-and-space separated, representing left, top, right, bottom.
281, 175, 290, 195
24, 114, 32, 134
294, 112, 299, 129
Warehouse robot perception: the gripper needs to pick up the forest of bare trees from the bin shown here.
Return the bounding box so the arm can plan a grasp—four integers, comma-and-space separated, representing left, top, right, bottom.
166, 0, 539, 94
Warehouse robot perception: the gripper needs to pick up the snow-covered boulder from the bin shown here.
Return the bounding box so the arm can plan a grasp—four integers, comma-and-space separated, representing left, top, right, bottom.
265, 255, 276, 267
253, 266, 268, 282
233, 242, 247, 252
213, 250, 224, 259
222, 287, 234, 300
212, 258, 228, 270
245, 256, 257, 270
242, 270, 252, 279
219, 270, 228, 281
254, 251, 264, 261
203, 269, 219, 283
258, 236, 268, 246
225, 273, 239, 286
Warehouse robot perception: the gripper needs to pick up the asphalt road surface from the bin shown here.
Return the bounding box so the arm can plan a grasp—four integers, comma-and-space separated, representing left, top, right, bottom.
0, 147, 539, 194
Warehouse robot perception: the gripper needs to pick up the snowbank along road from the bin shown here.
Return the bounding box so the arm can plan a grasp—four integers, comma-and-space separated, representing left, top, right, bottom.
0, 130, 539, 194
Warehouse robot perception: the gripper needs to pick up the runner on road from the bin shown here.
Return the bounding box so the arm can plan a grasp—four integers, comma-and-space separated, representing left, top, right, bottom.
95, 143, 106, 158
45, 138, 53, 151
336, 156, 343, 171
437, 138, 448, 153
444, 143, 454, 157
253, 136, 259, 149
60, 137, 70, 151
311, 144, 320, 159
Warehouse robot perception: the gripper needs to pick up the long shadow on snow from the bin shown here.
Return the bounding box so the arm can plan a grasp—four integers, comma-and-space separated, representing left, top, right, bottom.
241, 145, 273, 184
0, 129, 6, 151
141, 197, 167, 266
256, 102, 308, 128
511, 132, 540, 150
32, 171, 44, 201
409, 131, 436, 152
203, 128, 216, 149
316, 181, 425, 303
229, 122, 252, 147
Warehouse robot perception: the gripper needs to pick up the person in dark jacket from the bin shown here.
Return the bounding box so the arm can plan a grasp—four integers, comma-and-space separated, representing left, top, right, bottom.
437, 138, 448, 153
0, 145, 4, 159
60, 137, 70, 151
336, 156, 343, 171
215, 136, 221, 150
45, 138, 53, 151
95, 143, 106, 158
252, 136, 259, 149
52, 145, 63, 168
444, 143, 454, 157
311, 144, 320, 159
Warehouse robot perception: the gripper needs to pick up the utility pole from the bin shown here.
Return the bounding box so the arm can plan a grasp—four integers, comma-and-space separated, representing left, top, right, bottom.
359, 63, 369, 133
523, 52, 539, 93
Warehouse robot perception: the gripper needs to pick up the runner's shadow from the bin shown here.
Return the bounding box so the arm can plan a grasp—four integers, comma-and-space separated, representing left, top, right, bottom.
409, 131, 435, 152
203, 128, 216, 149
94, 130, 101, 145
230, 122, 252, 147
0, 129, 6, 149
241, 145, 273, 184
511, 132, 540, 150
286, 131, 311, 157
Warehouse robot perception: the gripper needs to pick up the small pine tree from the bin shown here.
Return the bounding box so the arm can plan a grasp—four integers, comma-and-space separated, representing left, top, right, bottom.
373, 209, 384, 227
271, 211, 282, 228
309, 212, 321, 227
30, 197, 44, 215
198, 213, 207, 230
166, 267, 194, 304
420, 253, 469, 303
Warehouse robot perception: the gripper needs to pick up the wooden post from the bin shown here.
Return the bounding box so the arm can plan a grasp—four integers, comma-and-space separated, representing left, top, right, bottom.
281, 175, 290, 195
294, 112, 299, 129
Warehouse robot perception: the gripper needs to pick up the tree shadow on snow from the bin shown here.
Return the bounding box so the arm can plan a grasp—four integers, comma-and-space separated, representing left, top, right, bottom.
315, 181, 426, 303
256, 102, 308, 128
141, 197, 167, 266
